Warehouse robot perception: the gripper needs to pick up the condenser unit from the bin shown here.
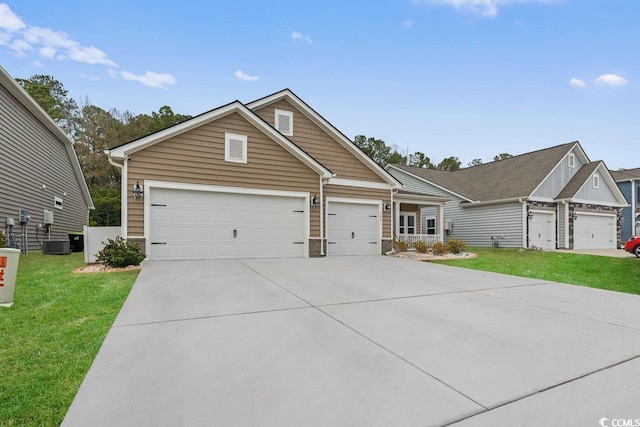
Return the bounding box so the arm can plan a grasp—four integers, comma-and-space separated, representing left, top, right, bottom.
42, 239, 71, 255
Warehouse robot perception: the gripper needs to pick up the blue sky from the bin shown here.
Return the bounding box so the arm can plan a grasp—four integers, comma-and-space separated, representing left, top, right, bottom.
1, 0, 637, 169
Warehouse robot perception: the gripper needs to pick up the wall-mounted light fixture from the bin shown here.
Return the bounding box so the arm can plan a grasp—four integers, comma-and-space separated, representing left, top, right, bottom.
571, 212, 578, 221
527, 211, 533, 221
311, 194, 319, 208
384, 202, 391, 214
132, 181, 144, 200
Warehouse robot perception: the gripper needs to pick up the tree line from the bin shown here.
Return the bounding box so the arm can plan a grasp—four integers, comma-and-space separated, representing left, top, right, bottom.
17, 75, 191, 226
18, 75, 512, 225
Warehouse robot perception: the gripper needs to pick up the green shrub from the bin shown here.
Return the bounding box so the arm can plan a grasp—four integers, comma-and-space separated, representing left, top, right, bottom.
413, 240, 430, 254
96, 237, 145, 268
394, 240, 409, 252
0, 231, 6, 248
447, 239, 466, 254
432, 241, 448, 256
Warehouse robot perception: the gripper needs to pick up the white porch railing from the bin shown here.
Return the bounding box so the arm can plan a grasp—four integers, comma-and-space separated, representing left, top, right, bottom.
397, 234, 442, 247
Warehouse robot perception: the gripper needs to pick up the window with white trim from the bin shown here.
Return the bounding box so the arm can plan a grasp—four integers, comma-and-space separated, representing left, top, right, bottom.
568, 153, 575, 168
224, 133, 247, 163
593, 173, 600, 189
425, 216, 436, 235
275, 109, 293, 136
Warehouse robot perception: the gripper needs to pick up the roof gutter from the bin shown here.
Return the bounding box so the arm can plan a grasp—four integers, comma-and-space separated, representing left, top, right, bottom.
460, 197, 527, 208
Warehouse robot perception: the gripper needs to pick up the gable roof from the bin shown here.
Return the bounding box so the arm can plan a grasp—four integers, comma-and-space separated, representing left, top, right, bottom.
107, 100, 333, 178
247, 89, 402, 188
555, 161, 600, 199
610, 167, 640, 182
391, 142, 580, 201
0, 66, 94, 209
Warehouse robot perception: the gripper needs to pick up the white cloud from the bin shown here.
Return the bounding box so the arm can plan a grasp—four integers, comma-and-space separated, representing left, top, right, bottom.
234, 69, 260, 82
413, 0, 554, 18
0, 3, 25, 31
595, 73, 628, 87
33, 60, 44, 67
107, 68, 117, 78
569, 78, 586, 88
403, 20, 415, 28
121, 70, 177, 89
0, 4, 117, 67
291, 31, 313, 44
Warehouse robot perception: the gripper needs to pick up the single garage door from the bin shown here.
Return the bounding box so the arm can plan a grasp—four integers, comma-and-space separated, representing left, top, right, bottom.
149, 187, 307, 260
529, 211, 556, 250
327, 201, 380, 256
574, 213, 616, 249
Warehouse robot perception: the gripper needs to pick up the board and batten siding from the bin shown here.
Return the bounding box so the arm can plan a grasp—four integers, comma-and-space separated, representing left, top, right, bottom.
444, 201, 524, 248
324, 185, 392, 239
253, 99, 384, 183
0, 83, 89, 249
126, 112, 321, 237
532, 152, 583, 199
575, 176, 620, 204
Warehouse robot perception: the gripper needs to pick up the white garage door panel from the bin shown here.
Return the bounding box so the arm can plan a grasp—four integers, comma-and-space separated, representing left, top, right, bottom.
529, 212, 555, 250
149, 188, 306, 260
574, 214, 615, 250
327, 202, 380, 256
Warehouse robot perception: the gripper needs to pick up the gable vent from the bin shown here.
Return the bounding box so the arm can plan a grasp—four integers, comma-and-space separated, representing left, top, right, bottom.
225, 132, 247, 163
275, 109, 293, 136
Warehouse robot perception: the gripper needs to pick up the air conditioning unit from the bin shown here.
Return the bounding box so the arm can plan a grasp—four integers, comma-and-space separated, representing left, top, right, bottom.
42, 239, 71, 255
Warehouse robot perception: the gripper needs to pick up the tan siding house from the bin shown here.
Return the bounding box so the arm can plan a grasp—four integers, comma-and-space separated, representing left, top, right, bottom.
0, 66, 93, 251
108, 90, 401, 260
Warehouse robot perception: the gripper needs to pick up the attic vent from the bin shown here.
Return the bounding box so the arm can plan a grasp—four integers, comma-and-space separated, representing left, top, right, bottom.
275, 109, 293, 136
224, 133, 247, 164
568, 153, 575, 168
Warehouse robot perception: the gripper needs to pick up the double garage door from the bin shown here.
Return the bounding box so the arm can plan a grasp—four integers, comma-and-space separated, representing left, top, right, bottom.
149, 188, 307, 261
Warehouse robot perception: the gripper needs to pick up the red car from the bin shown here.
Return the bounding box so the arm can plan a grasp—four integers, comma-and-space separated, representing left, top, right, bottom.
624, 235, 640, 257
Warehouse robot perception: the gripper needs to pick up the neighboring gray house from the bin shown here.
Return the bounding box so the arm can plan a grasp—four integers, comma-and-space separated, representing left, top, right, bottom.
387, 142, 627, 250
0, 66, 94, 250
610, 168, 640, 242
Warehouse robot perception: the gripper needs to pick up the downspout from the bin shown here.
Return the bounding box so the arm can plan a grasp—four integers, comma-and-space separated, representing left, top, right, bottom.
105, 150, 126, 236
519, 198, 527, 248
320, 176, 326, 256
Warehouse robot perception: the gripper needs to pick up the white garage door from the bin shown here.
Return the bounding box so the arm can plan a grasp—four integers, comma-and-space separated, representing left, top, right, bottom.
574, 213, 616, 249
327, 201, 380, 256
529, 211, 555, 250
149, 188, 307, 260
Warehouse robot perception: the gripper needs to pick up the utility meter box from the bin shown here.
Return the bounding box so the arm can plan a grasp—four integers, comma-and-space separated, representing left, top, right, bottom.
43, 210, 54, 225
19, 209, 29, 224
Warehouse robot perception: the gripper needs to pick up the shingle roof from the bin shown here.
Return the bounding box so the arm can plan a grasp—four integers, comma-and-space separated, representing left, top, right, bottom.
556, 162, 600, 199
610, 167, 640, 182
393, 142, 578, 201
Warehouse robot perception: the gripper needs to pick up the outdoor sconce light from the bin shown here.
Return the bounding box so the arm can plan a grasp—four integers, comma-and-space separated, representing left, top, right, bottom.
527, 212, 533, 221
571, 212, 578, 221
384, 202, 391, 214
132, 181, 144, 200
311, 194, 319, 207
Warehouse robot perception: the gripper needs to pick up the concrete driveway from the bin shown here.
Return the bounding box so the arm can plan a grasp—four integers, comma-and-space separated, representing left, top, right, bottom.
63, 256, 640, 426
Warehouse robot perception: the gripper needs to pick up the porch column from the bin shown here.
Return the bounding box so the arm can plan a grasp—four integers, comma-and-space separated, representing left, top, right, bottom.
438, 203, 445, 242
394, 202, 401, 239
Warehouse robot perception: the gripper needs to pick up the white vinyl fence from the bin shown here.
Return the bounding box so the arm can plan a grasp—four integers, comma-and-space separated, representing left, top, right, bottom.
83, 226, 122, 263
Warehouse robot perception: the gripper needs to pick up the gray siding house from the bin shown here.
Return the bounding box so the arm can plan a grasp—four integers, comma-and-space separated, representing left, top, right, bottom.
0, 66, 93, 250
611, 168, 640, 242
387, 142, 627, 250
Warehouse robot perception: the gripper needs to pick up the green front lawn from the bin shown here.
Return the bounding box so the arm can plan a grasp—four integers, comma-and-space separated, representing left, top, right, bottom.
0, 252, 138, 426
437, 247, 640, 295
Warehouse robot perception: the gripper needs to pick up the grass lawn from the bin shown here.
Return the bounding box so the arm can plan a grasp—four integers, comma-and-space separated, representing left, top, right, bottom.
0, 251, 138, 426
437, 247, 640, 295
